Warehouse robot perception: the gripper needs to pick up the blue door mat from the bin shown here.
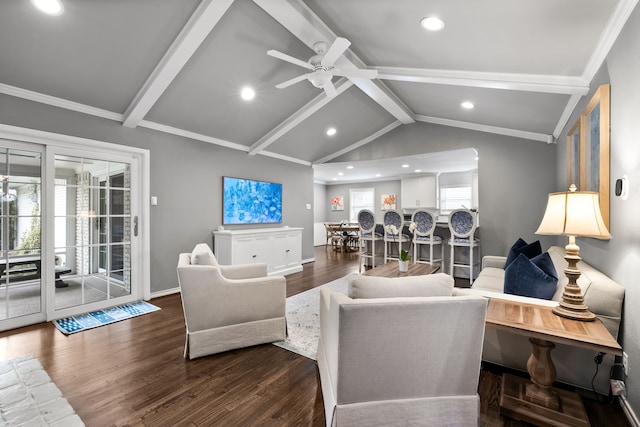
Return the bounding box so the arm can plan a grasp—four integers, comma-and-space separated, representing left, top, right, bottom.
53, 301, 161, 335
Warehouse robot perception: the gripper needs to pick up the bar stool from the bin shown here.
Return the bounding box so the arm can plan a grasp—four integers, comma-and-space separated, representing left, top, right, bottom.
357, 209, 383, 272
448, 209, 480, 284
411, 210, 443, 266
383, 210, 411, 263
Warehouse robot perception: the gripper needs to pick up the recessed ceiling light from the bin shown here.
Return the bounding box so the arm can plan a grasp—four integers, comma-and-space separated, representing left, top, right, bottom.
414, 169, 422, 173
332, 178, 337, 181
375, 174, 381, 177
420, 16, 445, 31
240, 87, 255, 101
346, 165, 354, 169
338, 172, 344, 176
402, 164, 410, 168
326, 127, 337, 136
461, 101, 475, 109
31, 0, 63, 15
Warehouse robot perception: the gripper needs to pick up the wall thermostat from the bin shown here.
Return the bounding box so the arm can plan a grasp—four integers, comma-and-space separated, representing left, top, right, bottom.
615, 175, 628, 200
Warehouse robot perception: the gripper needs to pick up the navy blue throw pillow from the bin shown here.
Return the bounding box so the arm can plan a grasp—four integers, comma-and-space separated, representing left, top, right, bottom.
505, 238, 542, 268
504, 252, 558, 300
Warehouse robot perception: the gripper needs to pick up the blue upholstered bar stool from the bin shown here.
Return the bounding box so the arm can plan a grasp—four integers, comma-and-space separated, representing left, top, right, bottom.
411, 210, 443, 266
357, 209, 383, 272
448, 209, 480, 284
383, 210, 411, 263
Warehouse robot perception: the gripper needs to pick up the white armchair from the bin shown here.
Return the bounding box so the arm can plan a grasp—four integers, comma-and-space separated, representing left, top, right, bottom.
317, 274, 488, 426
176, 243, 286, 359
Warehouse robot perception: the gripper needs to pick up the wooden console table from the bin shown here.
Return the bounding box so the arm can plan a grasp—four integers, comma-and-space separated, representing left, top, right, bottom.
485, 298, 622, 427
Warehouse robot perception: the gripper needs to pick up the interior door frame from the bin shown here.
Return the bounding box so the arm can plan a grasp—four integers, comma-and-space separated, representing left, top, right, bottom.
0, 124, 150, 323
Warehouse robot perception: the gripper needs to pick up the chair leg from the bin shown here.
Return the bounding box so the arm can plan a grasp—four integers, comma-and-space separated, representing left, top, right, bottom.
468, 246, 472, 285
372, 239, 376, 269
450, 243, 454, 276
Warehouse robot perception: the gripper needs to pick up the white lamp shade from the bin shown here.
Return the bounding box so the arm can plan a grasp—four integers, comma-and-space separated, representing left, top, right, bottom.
535, 191, 611, 239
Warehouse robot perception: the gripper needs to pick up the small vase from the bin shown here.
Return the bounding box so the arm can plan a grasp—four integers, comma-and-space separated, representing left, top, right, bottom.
398, 260, 409, 272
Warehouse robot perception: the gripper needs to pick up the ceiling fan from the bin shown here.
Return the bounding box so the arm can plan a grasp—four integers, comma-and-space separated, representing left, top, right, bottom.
267, 37, 378, 98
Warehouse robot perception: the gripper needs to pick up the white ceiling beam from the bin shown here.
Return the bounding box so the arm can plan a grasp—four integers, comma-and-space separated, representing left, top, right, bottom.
253, 0, 415, 125
374, 67, 590, 95
415, 115, 552, 143
313, 121, 402, 164
121, 0, 235, 128
248, 79, 353, 155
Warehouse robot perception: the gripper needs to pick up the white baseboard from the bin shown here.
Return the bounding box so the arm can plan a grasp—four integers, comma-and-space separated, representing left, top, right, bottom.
150, 287, 180, 299
620, 395, 640, 427
302, 257, 314, 264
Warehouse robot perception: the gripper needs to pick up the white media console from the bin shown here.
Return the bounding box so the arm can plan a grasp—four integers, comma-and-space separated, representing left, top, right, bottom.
212, 227, 303, 276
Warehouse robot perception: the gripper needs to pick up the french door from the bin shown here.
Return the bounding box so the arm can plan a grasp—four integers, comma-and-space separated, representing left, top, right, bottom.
0, 135, 146, 332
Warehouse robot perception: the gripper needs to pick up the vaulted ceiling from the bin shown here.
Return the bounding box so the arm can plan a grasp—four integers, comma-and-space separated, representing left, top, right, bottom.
1, 0, 636, 172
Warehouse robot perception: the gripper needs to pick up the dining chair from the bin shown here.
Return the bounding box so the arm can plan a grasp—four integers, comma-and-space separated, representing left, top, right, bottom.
411, 210, 443, 266
383, 210, 411, 263
448, 208, 480, 284
357, 210, 383, 272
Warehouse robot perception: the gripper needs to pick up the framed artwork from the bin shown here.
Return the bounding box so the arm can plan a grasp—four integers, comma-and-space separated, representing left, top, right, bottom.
331, 196, 344, 211
579, 84, 610, 230
381, 194, 396, 210
565, 119, 581, 189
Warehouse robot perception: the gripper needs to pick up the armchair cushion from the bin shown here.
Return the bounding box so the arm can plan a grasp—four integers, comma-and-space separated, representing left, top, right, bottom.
504, 252, 558, 300
348, 273, 454, 299
191, 243, 218, 266
505, 238, 542, 268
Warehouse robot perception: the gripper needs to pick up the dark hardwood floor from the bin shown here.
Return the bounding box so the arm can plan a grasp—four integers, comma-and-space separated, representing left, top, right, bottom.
0, 246, 630, 426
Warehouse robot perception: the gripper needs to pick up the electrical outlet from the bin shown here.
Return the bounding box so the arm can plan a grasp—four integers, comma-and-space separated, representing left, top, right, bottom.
623, 351, 629, 375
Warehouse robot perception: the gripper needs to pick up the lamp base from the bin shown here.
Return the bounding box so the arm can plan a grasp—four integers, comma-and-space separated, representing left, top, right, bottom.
554, 239, 596, 322
552, 303, 596, 321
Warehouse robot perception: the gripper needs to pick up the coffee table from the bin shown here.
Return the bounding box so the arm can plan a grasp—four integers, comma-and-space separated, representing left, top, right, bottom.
485, 297, 622, 427
362, 262, 439, 278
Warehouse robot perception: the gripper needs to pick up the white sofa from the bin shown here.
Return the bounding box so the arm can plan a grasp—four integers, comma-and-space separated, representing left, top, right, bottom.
465, 245, 625, 395
176, 244, 286, 359
317, 273, 488, 426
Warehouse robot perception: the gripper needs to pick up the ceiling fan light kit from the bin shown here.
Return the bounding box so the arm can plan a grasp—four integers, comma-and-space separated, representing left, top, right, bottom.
267, 37, 378, 98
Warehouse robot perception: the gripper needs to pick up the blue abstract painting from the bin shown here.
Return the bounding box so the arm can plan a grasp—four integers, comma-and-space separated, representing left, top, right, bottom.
223, 177, 282, 224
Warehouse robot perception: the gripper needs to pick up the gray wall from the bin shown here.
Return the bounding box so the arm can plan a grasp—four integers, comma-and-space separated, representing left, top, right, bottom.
313, 182, 327, 223
0, 94, 315, 294
323, 180, 401, 223
556, 5, 640, 414
332, 122, 558, 258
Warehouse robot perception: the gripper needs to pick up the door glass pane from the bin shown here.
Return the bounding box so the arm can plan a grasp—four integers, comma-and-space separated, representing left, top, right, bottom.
54, 155, 132, 310
0, 148, 42, 320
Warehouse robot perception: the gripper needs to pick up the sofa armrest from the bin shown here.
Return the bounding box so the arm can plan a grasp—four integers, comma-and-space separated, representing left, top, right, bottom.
482, 256, 507, 270
219, 263, 268, 279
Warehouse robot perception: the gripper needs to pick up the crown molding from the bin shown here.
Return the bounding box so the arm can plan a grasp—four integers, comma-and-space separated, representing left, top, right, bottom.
0, 83, 122, 122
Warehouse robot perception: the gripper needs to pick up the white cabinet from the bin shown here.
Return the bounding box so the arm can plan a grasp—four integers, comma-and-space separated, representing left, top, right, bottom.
213, 227, 303, 276
401, 176, 437, 208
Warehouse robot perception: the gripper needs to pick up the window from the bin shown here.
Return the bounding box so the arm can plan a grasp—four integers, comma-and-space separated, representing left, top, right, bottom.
349, 188, 374, 222
440, 185, 472, 214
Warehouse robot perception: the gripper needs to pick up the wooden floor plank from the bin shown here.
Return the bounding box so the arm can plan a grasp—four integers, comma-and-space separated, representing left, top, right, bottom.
0, 246, 630, 426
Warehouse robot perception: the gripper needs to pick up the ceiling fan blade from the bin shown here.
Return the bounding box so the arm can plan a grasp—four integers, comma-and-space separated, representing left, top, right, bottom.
267, 50, 314, 70
275, 73, 311, 89
323, 81, 337, 98
333, 68, 378, 79
321, 37, 351, 67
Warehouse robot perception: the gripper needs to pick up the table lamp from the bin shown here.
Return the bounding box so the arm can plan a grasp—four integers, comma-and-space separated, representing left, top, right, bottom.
535, 185, 611, 321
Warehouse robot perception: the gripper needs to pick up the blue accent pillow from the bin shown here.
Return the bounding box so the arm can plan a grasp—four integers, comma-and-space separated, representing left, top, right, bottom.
505, 238, 542, 268
504, 252, 558, 300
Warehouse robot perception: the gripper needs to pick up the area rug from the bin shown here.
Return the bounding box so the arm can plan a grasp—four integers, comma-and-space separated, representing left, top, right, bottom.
0, 355, 84, 426
52, 301, 161, 335
273, 276, 348, 360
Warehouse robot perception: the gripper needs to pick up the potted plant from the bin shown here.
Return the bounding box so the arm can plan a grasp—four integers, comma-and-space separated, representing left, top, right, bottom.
399, 249, 411, 272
